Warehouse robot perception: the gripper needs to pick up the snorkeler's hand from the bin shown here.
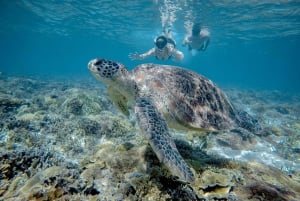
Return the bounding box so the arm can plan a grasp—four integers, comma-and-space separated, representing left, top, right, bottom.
182, 38, 191, 47
129, 52, 142, 60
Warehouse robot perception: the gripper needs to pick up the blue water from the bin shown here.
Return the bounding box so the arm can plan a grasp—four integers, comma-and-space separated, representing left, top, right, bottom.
1, 0, 300, 92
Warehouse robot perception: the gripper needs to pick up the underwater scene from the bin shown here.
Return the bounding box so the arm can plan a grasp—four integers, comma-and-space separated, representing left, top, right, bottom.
1, 1, 300, 200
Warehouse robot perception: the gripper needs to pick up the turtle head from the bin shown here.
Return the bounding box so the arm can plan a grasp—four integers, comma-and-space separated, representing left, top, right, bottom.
88, 58, 129, 85
88, 58, 137, 99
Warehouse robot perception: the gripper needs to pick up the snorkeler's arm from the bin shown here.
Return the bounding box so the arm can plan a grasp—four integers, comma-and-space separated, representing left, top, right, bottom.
182, 36, 189, 46
182, 36, 192, 47
199, 28, 210, 51
138, 48, 156, 59
172, 48, 184, 62
200, 36, 210, 51
129, 48, 155, 60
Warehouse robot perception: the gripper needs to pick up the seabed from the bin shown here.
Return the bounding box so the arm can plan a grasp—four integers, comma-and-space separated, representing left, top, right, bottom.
0, 75, 300, 201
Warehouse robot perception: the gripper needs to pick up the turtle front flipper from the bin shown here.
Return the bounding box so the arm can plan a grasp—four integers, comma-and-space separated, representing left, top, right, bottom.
135, 97, 195, 183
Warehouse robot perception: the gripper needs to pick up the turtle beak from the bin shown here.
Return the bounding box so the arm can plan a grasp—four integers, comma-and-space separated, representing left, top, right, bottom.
88, 58, 103, 74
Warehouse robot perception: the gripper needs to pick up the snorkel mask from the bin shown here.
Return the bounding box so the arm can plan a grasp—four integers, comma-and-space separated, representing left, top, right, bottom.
155, 36, 168, 49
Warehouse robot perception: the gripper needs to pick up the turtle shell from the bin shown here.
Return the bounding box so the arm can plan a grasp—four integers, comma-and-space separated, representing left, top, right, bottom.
132, 63, 254, 131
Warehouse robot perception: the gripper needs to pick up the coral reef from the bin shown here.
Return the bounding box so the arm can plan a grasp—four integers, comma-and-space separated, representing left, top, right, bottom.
0, 75, 299, 200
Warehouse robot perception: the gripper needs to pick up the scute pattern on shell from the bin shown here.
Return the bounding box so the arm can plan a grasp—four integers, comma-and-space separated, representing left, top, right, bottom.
173, 68, 197, 97
133, 64, 241, 131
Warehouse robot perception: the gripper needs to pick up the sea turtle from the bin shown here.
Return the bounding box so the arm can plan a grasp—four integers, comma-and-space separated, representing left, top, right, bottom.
87, 58, 261, 183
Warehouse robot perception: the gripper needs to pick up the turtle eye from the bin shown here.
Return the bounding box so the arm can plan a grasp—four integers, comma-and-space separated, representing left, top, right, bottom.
97, 67, 101, 71
94, 60, 102, 65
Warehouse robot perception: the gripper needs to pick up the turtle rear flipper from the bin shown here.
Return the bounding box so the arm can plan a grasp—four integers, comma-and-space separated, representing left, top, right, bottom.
135, 97, 194, 183
236, 110, 261, 133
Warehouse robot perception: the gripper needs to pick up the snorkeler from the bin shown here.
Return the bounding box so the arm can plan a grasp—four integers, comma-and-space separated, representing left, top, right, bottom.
182, 23, 210, 55
129, 31, 184, 62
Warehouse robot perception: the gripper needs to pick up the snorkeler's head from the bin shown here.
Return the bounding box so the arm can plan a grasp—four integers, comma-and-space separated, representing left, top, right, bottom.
155, 36, 168, 49
192, 23, 201, 36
